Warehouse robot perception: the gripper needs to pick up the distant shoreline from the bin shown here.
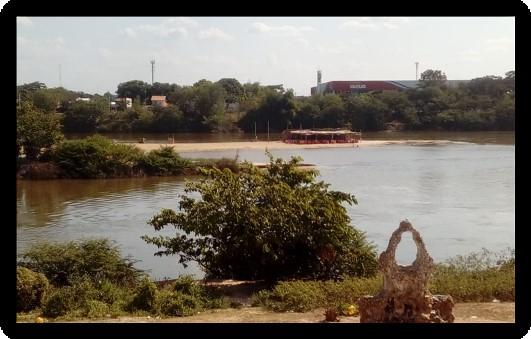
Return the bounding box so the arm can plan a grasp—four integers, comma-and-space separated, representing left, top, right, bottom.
130, 140, 457, 153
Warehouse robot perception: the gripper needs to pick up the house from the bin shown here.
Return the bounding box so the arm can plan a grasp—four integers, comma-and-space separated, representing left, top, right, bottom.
75, 97, 91, 102
115, 97, 132, 109
151, 95, 167, 108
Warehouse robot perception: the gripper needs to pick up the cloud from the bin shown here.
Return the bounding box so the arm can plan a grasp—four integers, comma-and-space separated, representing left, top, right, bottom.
249, 22, 316, 37
122, 17, 198, 39
340, 17, 409, 30
17, 17, 33, 26
98, 47, 113, 58
17, 36, 69, 59
484, 37, 514, 52
459, 49, 481, 62
198, 27, 234, 41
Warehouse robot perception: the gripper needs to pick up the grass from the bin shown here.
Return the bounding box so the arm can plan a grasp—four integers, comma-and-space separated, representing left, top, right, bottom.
252, 248, 514, 313
17, 240, 514, 321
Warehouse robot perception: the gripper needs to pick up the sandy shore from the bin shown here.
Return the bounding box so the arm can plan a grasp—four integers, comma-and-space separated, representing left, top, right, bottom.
129, 139, 453, 153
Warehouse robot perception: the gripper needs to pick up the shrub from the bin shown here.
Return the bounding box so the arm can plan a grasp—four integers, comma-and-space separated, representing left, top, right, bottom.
40, 277, 133, 319
192, 156, 240, 173
172, 275, 202, 295
129, 278, 157, 312
16, 267, 50, 312
54, 135, 143, 178
253, 276, 382, 312
143, 153, 378, 281
41, 279, 95, 317
154, 290, 202, 317
85, 300, 110, 319
139, 146, 191, 176
429, 248, 515, 302
19, 238, 143, 287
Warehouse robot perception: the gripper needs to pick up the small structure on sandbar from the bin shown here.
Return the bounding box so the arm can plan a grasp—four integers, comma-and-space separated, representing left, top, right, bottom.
357, 220, 455, 323
282, 129, 361, 144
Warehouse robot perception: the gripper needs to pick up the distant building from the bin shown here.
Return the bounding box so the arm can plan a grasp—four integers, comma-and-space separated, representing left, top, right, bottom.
311, 80, 469, 95
116, 97, 132, 109
75, 97, 91, 102
151, 95, 167, 108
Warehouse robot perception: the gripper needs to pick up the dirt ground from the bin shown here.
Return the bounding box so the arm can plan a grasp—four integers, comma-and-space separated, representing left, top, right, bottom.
61, 302, 514, 323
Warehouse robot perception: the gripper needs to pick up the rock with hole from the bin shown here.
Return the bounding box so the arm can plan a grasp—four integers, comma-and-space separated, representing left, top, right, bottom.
357, 220, 454, 323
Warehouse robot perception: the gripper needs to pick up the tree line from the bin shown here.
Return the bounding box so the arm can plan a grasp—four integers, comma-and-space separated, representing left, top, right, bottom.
16, 69, 515, 135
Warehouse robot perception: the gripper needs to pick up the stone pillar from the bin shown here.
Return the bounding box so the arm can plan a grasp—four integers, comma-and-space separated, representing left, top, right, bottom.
357, 220, 454, 323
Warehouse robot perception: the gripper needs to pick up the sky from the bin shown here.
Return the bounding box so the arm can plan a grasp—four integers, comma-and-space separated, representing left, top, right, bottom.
16, 17, 515, 96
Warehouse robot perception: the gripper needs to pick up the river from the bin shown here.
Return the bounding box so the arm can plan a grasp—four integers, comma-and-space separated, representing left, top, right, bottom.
16, 132, 515, 280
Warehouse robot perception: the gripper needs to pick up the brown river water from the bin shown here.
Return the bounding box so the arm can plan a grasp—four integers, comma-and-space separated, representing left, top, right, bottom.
17, 132, 515, 279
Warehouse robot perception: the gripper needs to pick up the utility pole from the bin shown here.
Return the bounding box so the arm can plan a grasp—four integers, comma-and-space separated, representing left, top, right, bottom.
267, 120, 270, 141
254, 121, 257, 140
150, 60, 155, 85
59, 64, 62, 87
415, 62, 419, 81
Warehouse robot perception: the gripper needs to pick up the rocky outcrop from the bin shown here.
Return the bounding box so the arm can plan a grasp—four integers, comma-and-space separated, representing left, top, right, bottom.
357, 220, 454, 323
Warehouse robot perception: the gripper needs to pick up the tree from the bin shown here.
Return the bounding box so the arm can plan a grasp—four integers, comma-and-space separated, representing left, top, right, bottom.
116, 80, 151, 104
32, 89, 59, 113
216, 78, 244, 103
193, 82, 227, 131
17, 102, 63, 160
238, 90, 296, 132
419, 69, 447, 87
150, 82, 178, 97
17, 82, 47, 102
142, 154, 378, 281
62, 101, 106, 132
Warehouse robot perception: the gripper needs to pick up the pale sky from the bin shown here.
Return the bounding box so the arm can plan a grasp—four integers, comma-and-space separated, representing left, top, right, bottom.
16, 17, 515, 96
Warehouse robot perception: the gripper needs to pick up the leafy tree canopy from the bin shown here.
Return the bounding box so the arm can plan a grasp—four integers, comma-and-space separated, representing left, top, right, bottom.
143, 154, 378, 281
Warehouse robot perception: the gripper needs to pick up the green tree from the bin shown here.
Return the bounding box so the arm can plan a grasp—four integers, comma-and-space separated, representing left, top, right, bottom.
344, 94, 387, 131
16, 102, 64, 160
238, 90, 296, 132
143, 154, 378, 281
116, 80, 151, 104
63, 101, 107, 132
17, 81, 47, 102
31, 89, 59, 113
194, 82, 227, 131
151, 106, 185, 132
217, 78, 244, 103
419, 69, 448, 87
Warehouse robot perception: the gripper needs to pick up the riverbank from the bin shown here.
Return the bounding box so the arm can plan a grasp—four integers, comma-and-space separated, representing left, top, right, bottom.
130, 139, 455, 153
22, 303, 514, 323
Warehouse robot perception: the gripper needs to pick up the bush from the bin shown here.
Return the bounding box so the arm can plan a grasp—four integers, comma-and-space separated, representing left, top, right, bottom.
255, 276, 382, 312
41, 279, 95, 317
129, 278, 157, 312
16, 267, 50, 312
54, 135, 143, 178
143, 154, 378, 281
429, 248, 515, 302
154, 289, 203, 317
85, 300, 110, 319
19, 238, 143, 287
139, 146, 191, 176
172, 275, 203, 295
192, 156, 240, 173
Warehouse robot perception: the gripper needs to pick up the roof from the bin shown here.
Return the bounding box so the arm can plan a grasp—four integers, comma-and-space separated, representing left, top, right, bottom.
151, 96, 166, 101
